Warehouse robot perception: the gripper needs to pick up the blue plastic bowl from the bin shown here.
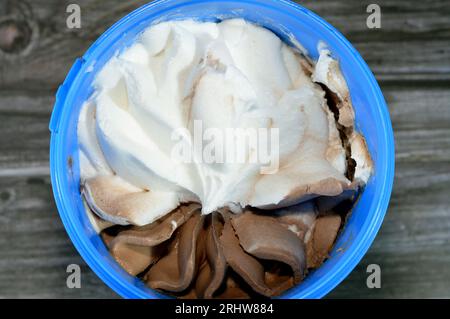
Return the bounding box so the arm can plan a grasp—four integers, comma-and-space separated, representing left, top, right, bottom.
49, 0, 394, 299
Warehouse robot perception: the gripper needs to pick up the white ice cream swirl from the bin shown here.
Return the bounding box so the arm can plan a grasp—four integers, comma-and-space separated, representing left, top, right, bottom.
78, 19, 372, 226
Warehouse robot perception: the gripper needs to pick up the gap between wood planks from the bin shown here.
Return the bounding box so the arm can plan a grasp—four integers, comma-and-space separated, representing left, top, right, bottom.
0, 166, 50, 177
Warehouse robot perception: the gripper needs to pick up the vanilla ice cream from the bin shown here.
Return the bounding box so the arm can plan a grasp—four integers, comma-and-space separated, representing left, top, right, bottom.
78, 19, 372, 227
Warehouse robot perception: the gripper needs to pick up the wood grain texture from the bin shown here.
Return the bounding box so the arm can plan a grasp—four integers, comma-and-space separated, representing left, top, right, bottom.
0, 0, 449, 298
0, 175, 117, 298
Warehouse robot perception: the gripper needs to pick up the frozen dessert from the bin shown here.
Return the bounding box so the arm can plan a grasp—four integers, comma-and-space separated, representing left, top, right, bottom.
78, 19, 373, 298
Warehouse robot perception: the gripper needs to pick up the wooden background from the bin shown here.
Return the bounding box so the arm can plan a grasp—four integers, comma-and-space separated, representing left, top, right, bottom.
0, 0, 449, 298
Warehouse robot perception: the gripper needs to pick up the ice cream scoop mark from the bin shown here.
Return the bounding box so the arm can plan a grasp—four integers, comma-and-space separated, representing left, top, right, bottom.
306, 214, 341, 268
231, 211, 306, 285
144, 213, 205, 292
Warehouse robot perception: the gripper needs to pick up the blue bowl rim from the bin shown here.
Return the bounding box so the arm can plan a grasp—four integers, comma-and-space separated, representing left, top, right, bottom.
49, 0, 395, 299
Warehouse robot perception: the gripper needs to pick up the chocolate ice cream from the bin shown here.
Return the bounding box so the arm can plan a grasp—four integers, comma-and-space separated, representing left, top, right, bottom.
78, 19, 374, 299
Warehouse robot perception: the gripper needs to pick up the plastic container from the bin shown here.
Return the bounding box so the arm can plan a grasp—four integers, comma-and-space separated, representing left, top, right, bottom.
49, 0, 395, 299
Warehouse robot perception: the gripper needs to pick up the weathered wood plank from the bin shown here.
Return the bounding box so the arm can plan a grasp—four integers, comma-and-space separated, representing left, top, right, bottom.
0, 93, 52, 174
329, 248, 450, 298
305, 0, 450, 39
0, 0, 449, 91
0, 0, 449, 299
330, 162, 450, 298
0, 175, 118, 298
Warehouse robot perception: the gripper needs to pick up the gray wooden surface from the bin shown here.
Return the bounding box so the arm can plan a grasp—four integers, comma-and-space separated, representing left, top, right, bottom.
0, 0, 449, 299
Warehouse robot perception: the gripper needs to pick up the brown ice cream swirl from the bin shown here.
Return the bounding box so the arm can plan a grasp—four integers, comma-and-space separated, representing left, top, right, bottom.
96, 200, 345, 299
